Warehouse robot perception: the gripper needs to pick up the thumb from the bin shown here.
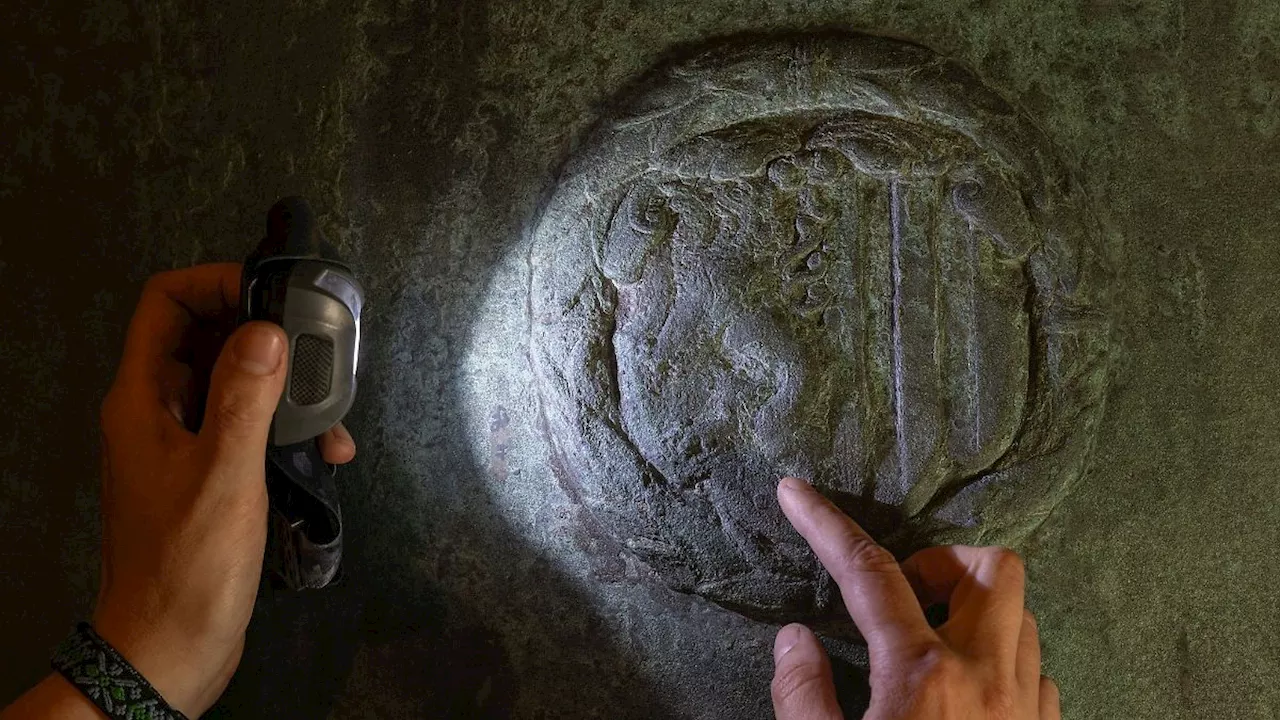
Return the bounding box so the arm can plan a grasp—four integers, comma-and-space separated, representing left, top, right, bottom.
771, 624, 843, 720
200, 322, 287, 468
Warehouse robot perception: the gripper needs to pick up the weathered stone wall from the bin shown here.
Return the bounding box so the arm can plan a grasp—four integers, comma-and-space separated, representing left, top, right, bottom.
3, 2, 1278, 718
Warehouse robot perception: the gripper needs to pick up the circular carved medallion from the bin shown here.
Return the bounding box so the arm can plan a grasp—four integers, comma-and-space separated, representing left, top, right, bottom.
529, 34, 1112, 622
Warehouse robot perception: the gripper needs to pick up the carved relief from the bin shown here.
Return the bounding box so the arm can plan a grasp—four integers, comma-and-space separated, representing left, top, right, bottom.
529, 35, 1113, 623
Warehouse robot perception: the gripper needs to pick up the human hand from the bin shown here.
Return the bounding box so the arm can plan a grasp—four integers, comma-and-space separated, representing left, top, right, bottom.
770, 478, 1059, 720
90, 264, 356, 716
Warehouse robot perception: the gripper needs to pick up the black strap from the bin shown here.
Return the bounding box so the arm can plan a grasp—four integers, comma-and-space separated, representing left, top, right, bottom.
51, 622, 188, 720
265, 439, 344, 589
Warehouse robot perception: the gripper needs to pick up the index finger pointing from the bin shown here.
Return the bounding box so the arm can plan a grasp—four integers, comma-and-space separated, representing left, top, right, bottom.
777, 477, 935, 659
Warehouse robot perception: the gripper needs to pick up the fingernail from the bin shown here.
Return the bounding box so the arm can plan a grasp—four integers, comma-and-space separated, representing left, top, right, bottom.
778, 477, 811, 495
233, 324, 285, 376
774, 624, 805, 663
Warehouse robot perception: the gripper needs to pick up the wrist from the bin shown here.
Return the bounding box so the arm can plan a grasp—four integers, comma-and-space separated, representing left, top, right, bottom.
91, 608, 239, 718
0, 674, 106, 720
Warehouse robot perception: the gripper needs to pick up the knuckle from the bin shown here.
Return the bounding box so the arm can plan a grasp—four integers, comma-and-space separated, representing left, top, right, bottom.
985, 547, 1025, 583
982, 682, 1017, 717
141, 271, 175, 298
911, 645, 966, 695
832, 532, 900, 576
902, 644, 1024, 718
1023, 608, 1037, 630
207, 392, 263, 437
770, 661, 828, 707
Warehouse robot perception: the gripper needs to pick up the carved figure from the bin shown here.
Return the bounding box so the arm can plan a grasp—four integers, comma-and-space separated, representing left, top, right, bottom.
530, 35, 1112, 622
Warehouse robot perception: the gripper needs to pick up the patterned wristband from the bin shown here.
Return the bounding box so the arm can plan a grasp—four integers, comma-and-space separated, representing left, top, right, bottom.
51, 622, 189, 720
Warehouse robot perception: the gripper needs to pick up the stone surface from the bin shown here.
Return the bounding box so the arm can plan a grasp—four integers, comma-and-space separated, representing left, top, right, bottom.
530, 34, 1112, 623
2, 2, 1280, 719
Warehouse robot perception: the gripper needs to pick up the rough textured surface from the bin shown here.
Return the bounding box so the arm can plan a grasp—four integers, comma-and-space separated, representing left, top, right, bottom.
3, 1, 1280, 719
530, 34, 1112, 624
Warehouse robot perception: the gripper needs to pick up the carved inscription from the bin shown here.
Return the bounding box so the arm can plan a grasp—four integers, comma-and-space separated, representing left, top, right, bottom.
530, 35, 1113, 622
